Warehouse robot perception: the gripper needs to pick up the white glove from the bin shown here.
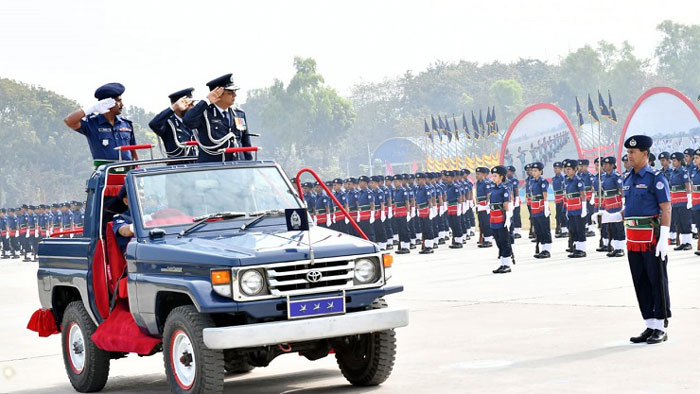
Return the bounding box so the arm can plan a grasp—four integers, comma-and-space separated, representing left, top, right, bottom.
84, 98, 116, 115
411, 207, 416, 218
332, 213, 336, 224
515, 197, 521, 206
443, 202, 448, 213
326, 213, 331, 224
345, 217, 349, 224
544, 204, 550, 217
5, 232, 8, 239
406, 212, 411, 222
589, 195, 595, 205
486, 205, 491, 214
656, 225, 670, 260
25, 231, 30, 238
369, 210, 375, 224
388, 206, 393, 218
35, 229, 39, 237
380, 209, 386, 222
687, 194, 692, 210
581, 203, 588, 218
356, 211, 361, 222
457, 204, 462, 216
429, 207, 436, 220
506, 212, 513, 230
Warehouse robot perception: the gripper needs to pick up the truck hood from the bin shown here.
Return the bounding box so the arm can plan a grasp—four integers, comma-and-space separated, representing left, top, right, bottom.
134, 225, 378, 266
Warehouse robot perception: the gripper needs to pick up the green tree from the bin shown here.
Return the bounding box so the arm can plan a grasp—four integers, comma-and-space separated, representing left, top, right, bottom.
489, 79, 523, 125
655, 20, 700, 95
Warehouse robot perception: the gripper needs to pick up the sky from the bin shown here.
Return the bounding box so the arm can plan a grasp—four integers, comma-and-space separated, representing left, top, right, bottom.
1, 0, 698, 113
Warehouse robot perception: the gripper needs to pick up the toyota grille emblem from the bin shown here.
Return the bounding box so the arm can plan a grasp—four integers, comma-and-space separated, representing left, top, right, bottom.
306, 270, 322, 283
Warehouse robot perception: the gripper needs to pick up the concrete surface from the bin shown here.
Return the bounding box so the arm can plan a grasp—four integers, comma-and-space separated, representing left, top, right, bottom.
1, 232, 699, 393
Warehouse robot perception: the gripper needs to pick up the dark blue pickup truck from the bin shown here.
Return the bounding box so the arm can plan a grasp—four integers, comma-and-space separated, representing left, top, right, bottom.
33, 156, 408, 394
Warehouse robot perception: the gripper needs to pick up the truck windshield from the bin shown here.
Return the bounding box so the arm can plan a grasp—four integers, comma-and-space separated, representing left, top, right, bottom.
134, 166, 299, 228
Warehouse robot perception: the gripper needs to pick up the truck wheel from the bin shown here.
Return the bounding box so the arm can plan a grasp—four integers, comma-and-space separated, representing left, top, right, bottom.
334, 298, 397, 386
61, 301, 110, 392
163, 305, 224, 394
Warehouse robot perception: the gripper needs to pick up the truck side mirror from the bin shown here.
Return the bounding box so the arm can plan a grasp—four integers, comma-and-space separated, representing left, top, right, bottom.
149, 228, 166, 239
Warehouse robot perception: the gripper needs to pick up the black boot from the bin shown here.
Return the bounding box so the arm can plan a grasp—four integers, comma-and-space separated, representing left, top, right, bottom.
535, 250, 551, 259
449, 242, 463, 249
419, 248, 434, 254
613, 249, 625, 257
395, 248, 410, 255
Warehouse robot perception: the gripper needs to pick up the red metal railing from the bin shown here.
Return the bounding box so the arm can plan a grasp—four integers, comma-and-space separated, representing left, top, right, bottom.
115, 144, 154, 161
295, 168, 368, 241
219, 147, 259, 161
49, 229, 84, 238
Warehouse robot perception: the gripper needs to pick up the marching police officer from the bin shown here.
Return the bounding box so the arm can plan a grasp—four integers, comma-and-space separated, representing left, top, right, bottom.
356, 176, 376, 243
475, 167, 494, 248
691, 150, 700, 254
64, 83, 138, 166
0, 209, 8, 259
668, 152, 692, 250
330, 178, 348, 234
313, 182, 331, 228
369, 176, 388, 250
149, 88, 197, 157
600, 157, 625, 257
622, 135, 671, 344
552, 162, 568, 238
415, 173, 434, 254
344, 178, 360, 237
564, 159, 587, 257
489, 166, 513, 274
530, 162, 552, 258
445, 171, 464, 248
506, 166, 522, 238
184, 74, 253, 162
392, 174, 411, 254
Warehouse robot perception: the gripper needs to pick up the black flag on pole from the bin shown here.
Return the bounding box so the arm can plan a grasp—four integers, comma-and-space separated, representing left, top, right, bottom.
444, 115, 453, 142
471, 111, 479, 140
452, 114, 459, 141
575, 96, 585, 128
608, 90, 618, 124
462, 112, 471, 139
598, 90, 610, 119
587, 94, 600, 124
424, 118, 433, 143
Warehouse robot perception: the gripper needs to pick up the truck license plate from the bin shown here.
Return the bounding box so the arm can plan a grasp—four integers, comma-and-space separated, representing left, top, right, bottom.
287, 293, 345, 320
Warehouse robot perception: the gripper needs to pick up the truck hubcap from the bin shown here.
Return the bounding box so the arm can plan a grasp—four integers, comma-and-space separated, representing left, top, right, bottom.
67, 323, 85, 374
171, 330, 196, 389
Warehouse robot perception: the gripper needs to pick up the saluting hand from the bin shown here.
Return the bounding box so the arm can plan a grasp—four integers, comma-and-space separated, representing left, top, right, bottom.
172, 96, 192, 112
207, 87, 224, 105
85, 98, 116, 115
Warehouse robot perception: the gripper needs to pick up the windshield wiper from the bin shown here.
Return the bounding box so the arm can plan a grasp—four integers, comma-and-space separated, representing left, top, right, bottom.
239, 209, 286, 231
179, 211, 247, 237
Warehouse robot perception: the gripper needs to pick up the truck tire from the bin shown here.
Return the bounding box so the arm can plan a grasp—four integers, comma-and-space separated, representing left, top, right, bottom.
61, 301, 110, 393
334, 298, 397, 386
163, 305, 224, 394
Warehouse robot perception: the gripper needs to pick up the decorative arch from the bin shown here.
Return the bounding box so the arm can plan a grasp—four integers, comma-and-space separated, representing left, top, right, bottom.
500, 103, 583, 163
617, 86, 700, 159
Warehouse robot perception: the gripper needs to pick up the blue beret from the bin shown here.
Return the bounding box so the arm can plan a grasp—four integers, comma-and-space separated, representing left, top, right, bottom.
168, 88, 194, 104
463, 169, 471, 175
206, 73, 240, 91
553, 161, 562, 168
332, 178, 344, 185
695, 149, 700, 157
506, 166, 516, 172
658, 152, 670, 160
0, 208, 5, 213
475, 167, 489, 174
684, 148, 695, 156
524, 163, 532, 170
531, 162, 544, 170
564, 159, 577, 168
392, 174, 404, 181
670, 152, 684, 161
578, 159, 589, 166
491, 165, 507, 176
358, 175, 370, 183
408, 174, 415, 180
51, 203, 60, 208
622, 154, 628, 161
94, 83, 125, 100
624, 135, 653, 150
21, 204, 28, 209
370, 175, 382, 182
344, 177, 356, 183
415, 173, 426, 179
302, 182, 313, 188
7, 208, 14, 212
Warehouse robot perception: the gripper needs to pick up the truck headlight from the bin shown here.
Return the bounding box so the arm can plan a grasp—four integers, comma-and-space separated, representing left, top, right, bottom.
240, 269, 264, 296
354, 258, 377, 284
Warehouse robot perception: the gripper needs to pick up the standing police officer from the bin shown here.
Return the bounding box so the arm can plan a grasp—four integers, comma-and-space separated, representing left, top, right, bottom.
506, 166, 522, 238
64, 83, 138, 166
489, 166, 513, 274
623, 135, 671, 344
552, 162, 568, 238
415, 173, 434, 254
600, 157, 626, 257
475, 167, 494, 248
356, 176, 376, 243
149, 88, 197, 157
564, 159, 588, 258
668, 152, 692, 250
392, 174, 411, 254
184, 74, 253, 162
530, 162, 552, 258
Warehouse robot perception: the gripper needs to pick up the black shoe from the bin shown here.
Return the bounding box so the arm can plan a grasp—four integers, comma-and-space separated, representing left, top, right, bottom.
419, 248, 434, 254
586, 231, 596, 237
531, 238, 538, 243
0, 254, 8, 259
492, 265, 511, 274
470, 231, 475, 236
513, 234, 522, 239
613, 249, 625, 257
537, 250, 551, 259
694, 233, 698, 239
528, 234, 535, 239
438, 239, 446, 245
464, 236, 470, 242
409, 244, 416, 249
385, 244, 394, 250
646, 329, 668, 344
565, 247, 573, 253
630, 328, 655, 343
477, 242, 492, 248
680, 243, 693, 251
695, 251, 700, 256
449, 243, 463, 249
568, 250, 586, 258
395, 248, 410, 255
596, 246, 610, 252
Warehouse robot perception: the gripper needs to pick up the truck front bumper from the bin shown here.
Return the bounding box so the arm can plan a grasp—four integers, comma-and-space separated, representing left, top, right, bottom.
202, 308, 409, 349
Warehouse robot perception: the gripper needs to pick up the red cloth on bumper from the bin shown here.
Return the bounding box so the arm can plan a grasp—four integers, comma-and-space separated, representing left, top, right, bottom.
27, 308, 59, 337
91, 300, 161, 355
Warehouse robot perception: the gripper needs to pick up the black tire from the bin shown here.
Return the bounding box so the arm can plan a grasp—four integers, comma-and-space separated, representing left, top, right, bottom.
61, 301, 110, 393
334, 298, 397, 386
163, 305, 224, 394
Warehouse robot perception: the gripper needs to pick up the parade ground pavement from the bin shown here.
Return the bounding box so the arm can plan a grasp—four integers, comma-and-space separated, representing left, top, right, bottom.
2, 232, 699, 393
